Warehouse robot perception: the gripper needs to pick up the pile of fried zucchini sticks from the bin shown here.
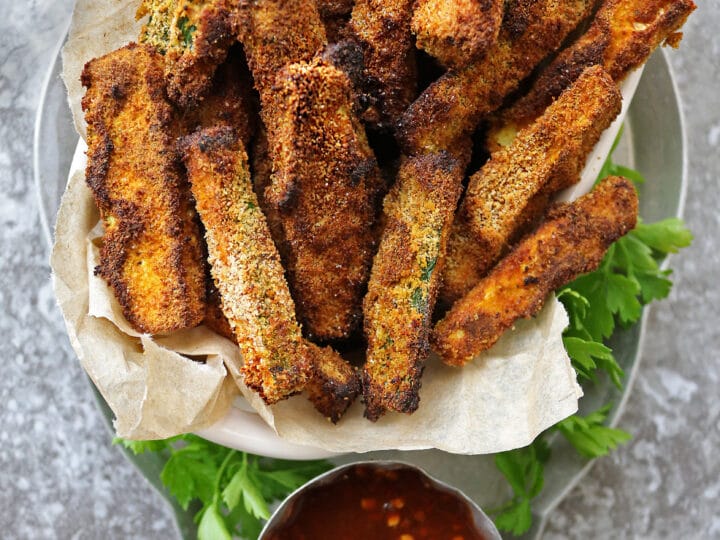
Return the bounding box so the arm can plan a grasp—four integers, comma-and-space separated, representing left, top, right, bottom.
81, 0, 695, 422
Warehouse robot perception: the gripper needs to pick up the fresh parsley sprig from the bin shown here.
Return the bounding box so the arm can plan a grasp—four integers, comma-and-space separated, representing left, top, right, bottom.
115, 435, 332, 540
491, 438, 551, 535
489, 135, 692, 536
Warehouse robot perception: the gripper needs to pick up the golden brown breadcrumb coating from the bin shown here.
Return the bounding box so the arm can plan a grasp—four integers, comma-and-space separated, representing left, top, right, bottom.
346, 0, 417, 129
181, 126, 311, 403
81, 43, 206, 335
488, 0, 696, 149
236, 0, 327, 105
397, 0, 595, 155
138, 0, 238, 107
362, 153, 462, 421
182, 47, 258, 147
265, 59, 383, 341
182, 126, 360, 417
411, 0, 504, 69
440, 65, 622, 305
433, 176, 638, 366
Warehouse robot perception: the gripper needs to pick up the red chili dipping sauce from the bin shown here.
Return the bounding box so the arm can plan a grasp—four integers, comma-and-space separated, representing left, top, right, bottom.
262, 464, 488, 540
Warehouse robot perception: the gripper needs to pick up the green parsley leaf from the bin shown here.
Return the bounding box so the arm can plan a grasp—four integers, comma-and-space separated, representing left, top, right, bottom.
605, 273, 643, 325
420, 255, 437, 282
223, 456, 271, 520
177, 16, 197, 49
632, 218, 693, 254
635, 269, 674, 303
113, 437, 172, 454
595, 126, 645, 185
116, 433, 335, 540
494, 498, 532, 536
612, 164, 646, 184
565, 274, 616, 341
410, 287, 426, 312
563, 336, 623, 388
197, 502, 232, 540
257, 461, 333, 500
490, 437, 550, 535
161, 447, 218, 509
228, 502, 264, 539
556, 405, 632, 459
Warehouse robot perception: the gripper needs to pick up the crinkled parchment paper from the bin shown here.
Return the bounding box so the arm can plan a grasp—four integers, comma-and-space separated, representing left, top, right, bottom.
54, 0, 583, 452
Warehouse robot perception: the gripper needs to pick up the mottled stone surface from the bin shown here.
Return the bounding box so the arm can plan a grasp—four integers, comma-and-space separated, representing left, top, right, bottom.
545, 8, 720, 539
0, 2, 176, 538
0, 2, 717, 540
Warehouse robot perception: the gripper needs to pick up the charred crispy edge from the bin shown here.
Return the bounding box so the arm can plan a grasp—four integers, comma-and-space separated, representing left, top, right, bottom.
182, 46, 259, 147
304, 343, 361, 423
362, 152, 463, 421
165, 1, 238, 108
181, 125, 310, 404
439, 65, 622, 304
181, 123, 239, 154
411, 0, 504, 69
317, 0, 354, 41
491, 0, 696, 137
432, 176, 639, 366
81, 42, 206, 334
322, 40, 367, 114
397, 0, 595, 155
346, 0, 417, 129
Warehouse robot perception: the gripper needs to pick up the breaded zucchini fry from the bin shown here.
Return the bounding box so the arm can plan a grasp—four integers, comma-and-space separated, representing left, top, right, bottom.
488, 0, 696, 148
138, 0, 238, 107
397, 0, 595, 155
266, 59, 383, 341
183, 126, 360, 416
363, 153, 462, 421
441, 65, 621, 304
236, 0, 327, 105
433, 176, 638, 366
81, 43, 206, 335
411, 0, 504, 69
305, 342, 361, 423
182, 46, 258, 146
347, 0, 417, 129
181, 126, 311, 403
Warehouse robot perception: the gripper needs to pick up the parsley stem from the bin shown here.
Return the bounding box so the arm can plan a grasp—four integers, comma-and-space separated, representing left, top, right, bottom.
214, 449, 238, 503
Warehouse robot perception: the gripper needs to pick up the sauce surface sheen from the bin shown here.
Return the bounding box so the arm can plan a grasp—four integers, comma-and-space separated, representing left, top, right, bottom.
263, 465, 486, 540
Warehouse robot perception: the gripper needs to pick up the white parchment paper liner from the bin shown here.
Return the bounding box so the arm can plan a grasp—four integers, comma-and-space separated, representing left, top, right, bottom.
53, 0, 587, 453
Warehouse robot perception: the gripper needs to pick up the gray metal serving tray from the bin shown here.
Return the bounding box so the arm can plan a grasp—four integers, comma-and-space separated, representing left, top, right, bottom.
35, 37, 686, 538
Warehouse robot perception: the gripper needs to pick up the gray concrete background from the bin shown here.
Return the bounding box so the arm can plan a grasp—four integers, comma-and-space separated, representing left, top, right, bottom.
0, 1, 717, 538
